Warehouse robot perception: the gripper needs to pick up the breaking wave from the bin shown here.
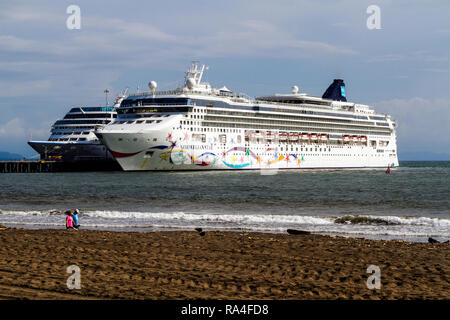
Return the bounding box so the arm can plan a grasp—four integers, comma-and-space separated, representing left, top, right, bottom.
1, 209, 449, 241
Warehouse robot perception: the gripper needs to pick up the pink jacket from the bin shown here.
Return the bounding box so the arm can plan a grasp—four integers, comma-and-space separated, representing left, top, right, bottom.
66, 215, 74, 227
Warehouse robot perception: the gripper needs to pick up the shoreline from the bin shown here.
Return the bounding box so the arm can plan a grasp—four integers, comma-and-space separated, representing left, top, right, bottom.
1, 209, 449, 244
1, 221, 448, 244
0, 226, 448, 299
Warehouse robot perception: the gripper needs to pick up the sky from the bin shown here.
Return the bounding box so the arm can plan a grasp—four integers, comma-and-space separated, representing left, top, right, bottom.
0, 0, 449, 158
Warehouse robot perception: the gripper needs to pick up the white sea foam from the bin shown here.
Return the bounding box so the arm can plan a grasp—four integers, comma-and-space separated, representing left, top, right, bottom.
1, 209, 449, 241
81, 210, 335, 225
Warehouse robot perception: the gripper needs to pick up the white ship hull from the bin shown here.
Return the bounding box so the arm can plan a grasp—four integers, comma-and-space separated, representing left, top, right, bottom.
98, 116, 399, 171
28, 141, 115, 162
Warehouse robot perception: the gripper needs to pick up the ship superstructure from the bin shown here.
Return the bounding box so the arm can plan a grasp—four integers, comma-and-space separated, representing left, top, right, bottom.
95, 62, 398, 171
28, 90, 127, 163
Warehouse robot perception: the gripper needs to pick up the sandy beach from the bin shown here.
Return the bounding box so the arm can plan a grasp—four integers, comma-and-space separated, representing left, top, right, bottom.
0, 226, 448, 300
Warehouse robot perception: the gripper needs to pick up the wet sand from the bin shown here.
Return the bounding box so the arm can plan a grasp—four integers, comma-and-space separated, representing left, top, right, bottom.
0, 227, 448, 299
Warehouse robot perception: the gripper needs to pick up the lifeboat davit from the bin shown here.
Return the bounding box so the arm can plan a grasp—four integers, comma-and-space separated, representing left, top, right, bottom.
265, 131, 274, 140
253, 131, 263, 138
288, 132, 299, 141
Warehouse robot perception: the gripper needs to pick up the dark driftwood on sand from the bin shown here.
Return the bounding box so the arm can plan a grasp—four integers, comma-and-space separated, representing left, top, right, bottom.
287, 229, 311, 235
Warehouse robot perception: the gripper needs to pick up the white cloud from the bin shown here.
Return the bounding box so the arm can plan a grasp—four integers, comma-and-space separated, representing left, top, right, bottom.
0, 118, 49, 142
0, 118, 27, 139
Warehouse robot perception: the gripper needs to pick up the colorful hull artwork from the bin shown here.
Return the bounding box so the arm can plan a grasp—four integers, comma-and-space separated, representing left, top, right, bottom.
193, 152, 218, 166
222, 147, 256, 169
131, 144, 307, 170
159, 148, 218, 166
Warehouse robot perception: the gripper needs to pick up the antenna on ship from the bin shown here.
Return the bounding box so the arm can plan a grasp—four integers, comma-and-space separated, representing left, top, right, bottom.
104, 89, 110, 107
112, 87, 129, 109
183, 61, 209, 92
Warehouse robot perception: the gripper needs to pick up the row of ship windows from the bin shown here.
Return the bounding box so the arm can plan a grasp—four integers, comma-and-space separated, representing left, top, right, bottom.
202, 122, 392, 136
239, 145, 376, 150
64, 113, 117, 119
180, 122, 386, 140
176, 125, 387, 145
53, 126, 97, 130
277, 146, 389, 153
177, 124, 241, 134
187, 127, 366, 145
205, 109, 380, 126
192, 100, 374, 120
226, 153, 390, 157
188, 135, 381, 148
111, 119, 163, 125
203, 116, 391, 133
186, 125, 381, 141
111, 114, 172, 124
124, 98, 376, 122
52, 132, 90, 136
49, 138, 88, 142
191, 113, 392, 134
54, 120, 110, 125
257, 153, 391, 157
118, 104, 386, 126
69, 107, 116, 113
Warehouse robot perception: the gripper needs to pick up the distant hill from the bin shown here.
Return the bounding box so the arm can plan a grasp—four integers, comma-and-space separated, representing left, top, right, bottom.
399, 151, 450, 161
0, 151, 25, 161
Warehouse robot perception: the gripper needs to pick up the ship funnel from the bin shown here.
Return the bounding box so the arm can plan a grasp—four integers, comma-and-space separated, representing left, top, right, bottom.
322, 79, 347, 102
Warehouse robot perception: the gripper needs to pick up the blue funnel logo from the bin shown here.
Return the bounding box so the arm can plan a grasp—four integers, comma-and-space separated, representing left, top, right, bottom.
340, 86, 346, 98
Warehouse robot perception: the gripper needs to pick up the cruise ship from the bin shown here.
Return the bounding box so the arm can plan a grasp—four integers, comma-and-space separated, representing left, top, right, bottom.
28, 90, 127, 163
96, 62, 398, 171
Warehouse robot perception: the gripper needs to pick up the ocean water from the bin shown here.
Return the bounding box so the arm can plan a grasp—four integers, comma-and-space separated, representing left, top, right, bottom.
0, 161, 449, 242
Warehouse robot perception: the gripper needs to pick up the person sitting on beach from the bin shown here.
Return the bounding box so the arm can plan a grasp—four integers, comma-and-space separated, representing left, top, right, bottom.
66, 210, 75, 230
72, 209, 80, 229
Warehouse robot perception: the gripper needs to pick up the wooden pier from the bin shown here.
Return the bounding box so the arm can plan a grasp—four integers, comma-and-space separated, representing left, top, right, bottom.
0, 161, 121, 173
